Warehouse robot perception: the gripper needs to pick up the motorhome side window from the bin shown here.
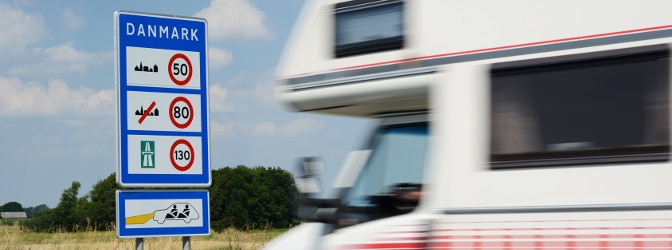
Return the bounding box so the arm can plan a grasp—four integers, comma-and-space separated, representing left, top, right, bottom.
490, 45, 670, 169
334, 0, 404, 58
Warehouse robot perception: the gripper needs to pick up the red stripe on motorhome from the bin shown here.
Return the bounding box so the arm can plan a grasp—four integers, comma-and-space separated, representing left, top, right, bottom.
339, 222, 672, 249
428, 240, 672, 249
335, 24, 672, 72
342, 238, 672, 249
434, 226, 672, 232
341, 242, 426, 250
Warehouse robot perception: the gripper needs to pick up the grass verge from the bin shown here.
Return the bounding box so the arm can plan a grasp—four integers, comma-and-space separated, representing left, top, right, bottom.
1, 225, 286, 250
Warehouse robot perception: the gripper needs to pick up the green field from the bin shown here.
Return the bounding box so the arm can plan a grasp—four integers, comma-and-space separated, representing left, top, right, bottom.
1, 225, 285, 250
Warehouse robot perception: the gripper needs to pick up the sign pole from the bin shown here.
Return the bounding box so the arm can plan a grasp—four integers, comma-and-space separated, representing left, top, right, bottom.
136, 238, 144, 250
182, 236, 191, 250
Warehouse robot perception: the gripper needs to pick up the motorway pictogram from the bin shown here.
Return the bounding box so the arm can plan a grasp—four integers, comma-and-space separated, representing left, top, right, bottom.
140, 140, 155, 168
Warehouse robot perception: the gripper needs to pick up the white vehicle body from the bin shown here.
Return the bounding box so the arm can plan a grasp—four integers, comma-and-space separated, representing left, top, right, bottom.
266, 0, 672, 249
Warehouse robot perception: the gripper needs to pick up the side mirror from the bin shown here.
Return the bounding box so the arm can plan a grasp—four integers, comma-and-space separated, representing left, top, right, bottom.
295, 157, 339, 223
295, 157, 323, 194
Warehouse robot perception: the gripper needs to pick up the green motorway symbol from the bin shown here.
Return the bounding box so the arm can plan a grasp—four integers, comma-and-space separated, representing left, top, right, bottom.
141, 140, 155, 168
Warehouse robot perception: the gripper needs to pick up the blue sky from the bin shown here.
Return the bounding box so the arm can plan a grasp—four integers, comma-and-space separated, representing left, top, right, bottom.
0, 0, 371, 208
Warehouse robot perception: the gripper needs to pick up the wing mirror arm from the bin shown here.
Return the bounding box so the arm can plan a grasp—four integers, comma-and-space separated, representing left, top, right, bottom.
296, 157, 323, 195
295, 157, 341, 223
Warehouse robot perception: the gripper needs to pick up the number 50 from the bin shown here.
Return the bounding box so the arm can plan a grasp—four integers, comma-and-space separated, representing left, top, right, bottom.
173, 63, 188, 76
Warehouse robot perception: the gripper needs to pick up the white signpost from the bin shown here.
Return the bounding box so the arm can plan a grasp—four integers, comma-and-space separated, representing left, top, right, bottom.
114, 11, 210, 243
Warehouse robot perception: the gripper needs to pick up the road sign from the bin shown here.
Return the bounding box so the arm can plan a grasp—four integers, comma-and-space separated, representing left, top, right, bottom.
168, 53, 193, 85
169, 96, 194, 129
126, 135, 203, 176
115, 11, 210, 187
116, 190, 210, 238
170, 139, 195, 171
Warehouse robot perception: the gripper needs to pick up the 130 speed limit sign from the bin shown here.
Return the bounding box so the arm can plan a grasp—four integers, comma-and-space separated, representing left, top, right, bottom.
171, 139, 195, 171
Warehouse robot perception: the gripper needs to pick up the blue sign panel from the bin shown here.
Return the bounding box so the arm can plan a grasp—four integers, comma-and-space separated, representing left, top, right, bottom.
115, 11, 210, 187
116, 190, 210, 238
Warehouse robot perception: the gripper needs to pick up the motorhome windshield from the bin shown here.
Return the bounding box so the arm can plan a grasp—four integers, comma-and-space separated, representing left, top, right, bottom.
344, 124, 429, 209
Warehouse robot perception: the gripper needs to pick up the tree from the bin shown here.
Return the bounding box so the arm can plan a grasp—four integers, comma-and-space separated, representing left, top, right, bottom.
210, 166, 248, 230
262, 167, 299, 228
21, 167, 297, 233
210, 165, 299, 231
85, 173, 118, 230
24, 204, 49, 218
24, 181, 84, 232
24, 174, 119, 232
1, 202, 24, 212
54, 181, 83, 231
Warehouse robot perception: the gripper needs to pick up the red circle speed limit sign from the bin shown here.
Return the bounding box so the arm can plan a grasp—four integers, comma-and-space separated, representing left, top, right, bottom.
168, 53, 193, 86
169, 96, 194, 129
170, 139, 195, 172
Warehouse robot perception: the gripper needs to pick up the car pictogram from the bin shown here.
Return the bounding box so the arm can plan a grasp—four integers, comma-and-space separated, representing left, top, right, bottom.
152, 202, 199, 224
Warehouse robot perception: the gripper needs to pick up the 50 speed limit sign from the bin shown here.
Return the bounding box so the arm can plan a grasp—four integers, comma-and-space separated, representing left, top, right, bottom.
169, 53, 193, 86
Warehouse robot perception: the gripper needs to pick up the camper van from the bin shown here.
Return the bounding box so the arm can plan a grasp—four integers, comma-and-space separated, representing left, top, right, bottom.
265, 0, 672, 249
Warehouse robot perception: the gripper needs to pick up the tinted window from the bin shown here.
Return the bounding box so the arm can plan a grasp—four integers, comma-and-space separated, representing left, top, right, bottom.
334, 0, 404, 58
491, 46, 670, 168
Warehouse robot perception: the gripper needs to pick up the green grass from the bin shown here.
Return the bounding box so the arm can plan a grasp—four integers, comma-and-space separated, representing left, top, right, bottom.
1, 225, 288, 250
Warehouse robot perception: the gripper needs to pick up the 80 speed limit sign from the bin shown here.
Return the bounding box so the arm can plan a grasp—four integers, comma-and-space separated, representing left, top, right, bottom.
169, 96, 194, 129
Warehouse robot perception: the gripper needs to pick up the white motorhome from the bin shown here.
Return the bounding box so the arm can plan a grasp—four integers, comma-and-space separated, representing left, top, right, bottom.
265, 0, 672, 249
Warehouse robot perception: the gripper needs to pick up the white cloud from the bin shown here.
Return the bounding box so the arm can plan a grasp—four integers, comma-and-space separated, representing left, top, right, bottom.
0, 4, 108, 78
211, 119, 320, 138
253, 118, 323, 137
209, 84, 236, 113
211, 121, 235, 137
283, 118, 324, 135
194, 0, 272, 40
6, 43, 111, 76
0, 5, 106, 77
37, 42, 96, 62
61, 9, 83, 30
209, 78, 277, 115
209, 46, 233, 69
0, 77, 114, 116
0, 2, 45, 51
253, 121, 277, 136
254, 74, 278, 106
